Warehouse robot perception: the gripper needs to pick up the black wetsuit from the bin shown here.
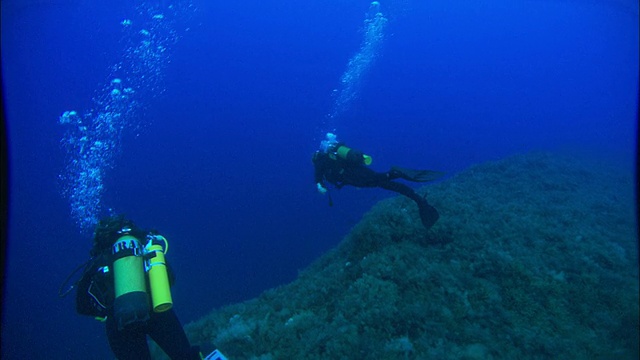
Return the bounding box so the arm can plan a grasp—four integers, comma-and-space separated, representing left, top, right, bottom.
105, 306, 197, 360
312, 147, 439, 229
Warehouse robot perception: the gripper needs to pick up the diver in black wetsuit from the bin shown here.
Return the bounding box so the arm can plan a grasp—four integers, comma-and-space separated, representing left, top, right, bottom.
312, 133, 443, 229
67, 215, 225, 360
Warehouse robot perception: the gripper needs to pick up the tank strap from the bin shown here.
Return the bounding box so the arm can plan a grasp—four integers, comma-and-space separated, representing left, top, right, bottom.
111, 248, 139, 261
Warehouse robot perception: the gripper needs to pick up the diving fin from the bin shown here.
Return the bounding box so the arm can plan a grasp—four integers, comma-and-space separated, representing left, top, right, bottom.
418, 201, 439, 229
391, 166, 444, 182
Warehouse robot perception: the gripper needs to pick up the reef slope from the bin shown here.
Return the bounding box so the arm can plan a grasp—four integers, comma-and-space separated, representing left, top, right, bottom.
183, 152, 638, 360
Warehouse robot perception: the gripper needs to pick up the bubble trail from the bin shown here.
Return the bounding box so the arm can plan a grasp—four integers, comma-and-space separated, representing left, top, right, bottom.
322, 1, 388, 136
59, 1, 194, 233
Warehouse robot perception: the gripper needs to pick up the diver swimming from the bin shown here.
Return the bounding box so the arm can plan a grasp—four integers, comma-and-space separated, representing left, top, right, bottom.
59, 215, 227, 360
312, 133, 443, 230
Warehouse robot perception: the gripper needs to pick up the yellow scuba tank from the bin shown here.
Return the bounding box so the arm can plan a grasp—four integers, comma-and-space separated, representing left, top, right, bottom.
335, 145, 373, 165
112, 232, 150, 329
144, 235, 173, 312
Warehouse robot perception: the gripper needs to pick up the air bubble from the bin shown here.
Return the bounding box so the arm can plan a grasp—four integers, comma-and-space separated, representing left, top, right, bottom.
326, 1, 387, 129
59, 1, 195, 233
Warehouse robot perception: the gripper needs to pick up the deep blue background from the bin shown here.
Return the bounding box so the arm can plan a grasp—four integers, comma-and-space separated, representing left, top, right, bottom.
2, 0, 637, 359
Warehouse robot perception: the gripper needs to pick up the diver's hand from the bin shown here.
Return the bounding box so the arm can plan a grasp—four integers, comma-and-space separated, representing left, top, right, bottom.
316, 183, 327, 195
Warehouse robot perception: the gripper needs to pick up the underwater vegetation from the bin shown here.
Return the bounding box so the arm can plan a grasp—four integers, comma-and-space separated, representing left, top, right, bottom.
171, 152, 638, 359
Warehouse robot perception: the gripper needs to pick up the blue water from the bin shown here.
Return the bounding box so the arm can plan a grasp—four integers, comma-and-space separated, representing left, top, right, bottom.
1, 0, 637, 359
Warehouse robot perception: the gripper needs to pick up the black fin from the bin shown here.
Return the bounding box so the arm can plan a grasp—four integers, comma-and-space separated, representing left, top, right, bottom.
418, 202, 439, 229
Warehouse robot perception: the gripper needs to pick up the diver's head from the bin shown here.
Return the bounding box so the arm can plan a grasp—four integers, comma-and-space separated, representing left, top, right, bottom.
91, 215, 144, 256
320, 132, 339, 153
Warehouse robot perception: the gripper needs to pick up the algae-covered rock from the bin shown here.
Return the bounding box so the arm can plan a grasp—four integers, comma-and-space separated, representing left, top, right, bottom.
180, 152, 638, 360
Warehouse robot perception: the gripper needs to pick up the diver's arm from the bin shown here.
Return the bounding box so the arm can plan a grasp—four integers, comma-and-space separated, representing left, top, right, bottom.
313, 152, 328, 194
315, 169, 327, 194
314, 167, 324, 186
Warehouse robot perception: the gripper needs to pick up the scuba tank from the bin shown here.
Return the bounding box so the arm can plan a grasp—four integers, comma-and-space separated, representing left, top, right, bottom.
334, 145, 373, 165
144, 234, 173, 312
320, 133, 372, 165
64, 218, 175, 326
111, 229, 150, 330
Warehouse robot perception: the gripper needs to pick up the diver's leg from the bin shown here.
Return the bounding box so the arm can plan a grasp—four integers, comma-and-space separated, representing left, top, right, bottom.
378, 180, 419, 200
388, 166, 444, 182
106, 313, 152, 360
379, 181, 439, 229
342, 167, 440, 228
148, 309, 201, 359
342, 167, 389, 187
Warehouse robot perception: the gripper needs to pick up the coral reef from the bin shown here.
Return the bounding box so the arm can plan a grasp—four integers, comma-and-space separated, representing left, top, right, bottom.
178, 152, 638, 359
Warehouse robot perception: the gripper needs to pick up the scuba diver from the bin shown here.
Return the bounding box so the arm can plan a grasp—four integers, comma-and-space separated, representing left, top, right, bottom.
312, 133, 443, 229
60, 215, 227, 360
